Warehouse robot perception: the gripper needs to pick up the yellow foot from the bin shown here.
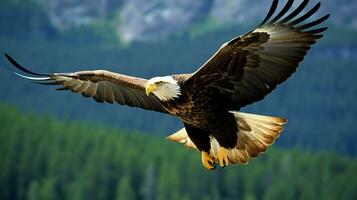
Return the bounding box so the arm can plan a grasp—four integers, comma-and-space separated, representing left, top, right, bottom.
218, 147, 230, 167
201, 151, 216, 170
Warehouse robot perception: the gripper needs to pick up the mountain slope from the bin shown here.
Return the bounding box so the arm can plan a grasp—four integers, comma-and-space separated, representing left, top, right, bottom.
42, 0, 357, 42
4, 0, 356, 42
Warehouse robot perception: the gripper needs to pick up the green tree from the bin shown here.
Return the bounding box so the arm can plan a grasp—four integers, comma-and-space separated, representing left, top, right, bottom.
115, 176, 135, 200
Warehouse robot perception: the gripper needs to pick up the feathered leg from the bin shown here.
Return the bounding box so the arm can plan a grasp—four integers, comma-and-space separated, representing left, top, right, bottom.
184, 123, 215, 170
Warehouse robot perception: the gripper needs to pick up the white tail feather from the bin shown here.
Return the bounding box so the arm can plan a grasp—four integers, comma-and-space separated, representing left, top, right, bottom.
166, 128, 196, 149
166, 112, 287, 165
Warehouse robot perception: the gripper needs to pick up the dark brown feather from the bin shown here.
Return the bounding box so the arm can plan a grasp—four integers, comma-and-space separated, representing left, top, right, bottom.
259, 0, 279, 26
186, 0, 329, 110
270, 0, 294, 24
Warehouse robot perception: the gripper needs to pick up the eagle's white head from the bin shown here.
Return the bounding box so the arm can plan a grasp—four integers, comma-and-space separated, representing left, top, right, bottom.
145, 76, 181, 101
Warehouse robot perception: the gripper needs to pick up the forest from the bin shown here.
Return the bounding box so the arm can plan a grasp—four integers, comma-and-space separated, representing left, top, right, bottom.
1, 105, 356, 200
0, 1, 356, 199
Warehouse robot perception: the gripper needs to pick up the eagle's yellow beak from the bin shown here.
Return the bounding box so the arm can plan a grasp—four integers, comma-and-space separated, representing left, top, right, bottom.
145, 83, 157, 96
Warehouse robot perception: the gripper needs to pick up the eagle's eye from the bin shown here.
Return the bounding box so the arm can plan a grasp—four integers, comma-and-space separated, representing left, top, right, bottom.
156, 81, 164, 85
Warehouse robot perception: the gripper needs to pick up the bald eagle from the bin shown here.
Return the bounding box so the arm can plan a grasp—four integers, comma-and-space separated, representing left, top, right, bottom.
4, 0, 329, 170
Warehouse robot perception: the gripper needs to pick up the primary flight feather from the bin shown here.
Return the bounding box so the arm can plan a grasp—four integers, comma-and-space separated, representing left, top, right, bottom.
4, 0, 329, 170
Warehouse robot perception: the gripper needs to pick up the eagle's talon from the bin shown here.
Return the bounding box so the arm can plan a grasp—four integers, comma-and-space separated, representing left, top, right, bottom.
218, 147, 230, 167
201, 151, 216, 170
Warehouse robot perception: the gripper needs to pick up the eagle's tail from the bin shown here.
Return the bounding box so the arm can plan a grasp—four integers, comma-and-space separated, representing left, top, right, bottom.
166, 112, 287, 165
226, 112, 287, 164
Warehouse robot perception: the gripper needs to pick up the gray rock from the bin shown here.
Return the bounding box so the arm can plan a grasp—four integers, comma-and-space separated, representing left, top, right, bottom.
118, 0, 209, 42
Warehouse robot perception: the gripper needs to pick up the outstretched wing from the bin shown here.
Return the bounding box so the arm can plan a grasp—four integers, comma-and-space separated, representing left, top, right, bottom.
187, 0, 329, 110
4, 54, 168, 113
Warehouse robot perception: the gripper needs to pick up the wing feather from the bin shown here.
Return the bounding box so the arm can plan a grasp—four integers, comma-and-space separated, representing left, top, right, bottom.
4, 54, 168, 113
297, 14, 330, 30
270, 0, 294, 24
259, 0, 279, 26
74, 81, 90, 93
186, 0, 329, 109
280, 0, 310, 23
290, 2, 321, 25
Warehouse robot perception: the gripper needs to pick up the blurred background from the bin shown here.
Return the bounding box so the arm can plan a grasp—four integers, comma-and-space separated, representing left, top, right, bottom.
0, 0, 356, 199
